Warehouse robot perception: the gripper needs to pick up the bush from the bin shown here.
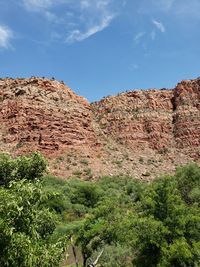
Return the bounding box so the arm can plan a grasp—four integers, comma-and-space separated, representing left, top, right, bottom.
0, 152, 47, 186
0, 180, 65, 267
175, 163, 200, 205
2, 155, 198, 267
132, 176, 200, 267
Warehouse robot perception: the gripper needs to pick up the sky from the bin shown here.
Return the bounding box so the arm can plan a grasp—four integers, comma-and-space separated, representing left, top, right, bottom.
0, 0, 200, 101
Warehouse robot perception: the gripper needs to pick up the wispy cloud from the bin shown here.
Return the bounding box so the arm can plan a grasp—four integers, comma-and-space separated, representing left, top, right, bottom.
139, 0, 200, 19
152, 20, 165, 32
0, 25, 13, 49
130, 63, 139, 71
23, 0, 53, 10
22, 0, 120, 43
134, 19, 165, 46
152, 0, 175, 11
66, 14, 115, 43
66, 0, 117, 43
175, 0, 200, 18
155, 0, 200, 17
134, 31, 146, 44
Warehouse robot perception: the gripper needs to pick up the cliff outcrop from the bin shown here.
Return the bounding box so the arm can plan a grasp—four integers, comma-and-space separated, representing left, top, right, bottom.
0, 78, 98, 155
92, 78, 200, 159
0, 77, 199, 179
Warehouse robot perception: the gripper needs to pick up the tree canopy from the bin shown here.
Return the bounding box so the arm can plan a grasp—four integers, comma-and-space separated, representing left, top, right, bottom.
0, 153, 65, 267
0, 153, 200, 267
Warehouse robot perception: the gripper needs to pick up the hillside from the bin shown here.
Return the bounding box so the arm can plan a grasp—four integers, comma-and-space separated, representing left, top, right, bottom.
0, 77, 199, 180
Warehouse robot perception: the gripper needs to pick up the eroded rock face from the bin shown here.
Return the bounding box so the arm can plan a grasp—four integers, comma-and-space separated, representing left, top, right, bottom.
0, 78, 98, 156
92, 78, 200, 159
0, 77, 199, 179
173, 79, 200, 154
92, 89, 174, 151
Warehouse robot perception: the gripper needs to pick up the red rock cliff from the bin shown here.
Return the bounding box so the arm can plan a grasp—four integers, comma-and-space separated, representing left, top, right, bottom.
92, 78, 200, 159
0, 77, 199, 179
0, 78, 98, 156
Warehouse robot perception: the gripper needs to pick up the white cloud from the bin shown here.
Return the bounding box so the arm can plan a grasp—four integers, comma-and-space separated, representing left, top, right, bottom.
152, 19, 165, 32
131, 63, 139, 70
66, 14, 114, 43
96, 0, 111, 9
138, 0, 174, 14
175, 0, 200, 17
23, 0, 53, 10
0, 25, 13, 49
80, 0, 91, 9
152, 0, 175, 11
154, 0, 200, 17
21, 0, 123, 43
65, 1, 116, 43
134, 32, 146, 43
139, 0, 200, 19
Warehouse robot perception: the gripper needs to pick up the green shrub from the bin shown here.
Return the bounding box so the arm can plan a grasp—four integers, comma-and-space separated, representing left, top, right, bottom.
0, 180, 66, 267
0, 152, 47, 186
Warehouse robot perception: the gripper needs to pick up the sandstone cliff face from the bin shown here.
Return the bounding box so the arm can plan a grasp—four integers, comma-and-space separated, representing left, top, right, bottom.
0, 77, 199, 179
0, 78, 98, 156
92, 89, 174, 151
92, 78, 200, 159
173, 79, 200, 155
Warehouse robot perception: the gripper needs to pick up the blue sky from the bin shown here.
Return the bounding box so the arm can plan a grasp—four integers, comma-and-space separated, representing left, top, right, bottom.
0, 0, 200, 101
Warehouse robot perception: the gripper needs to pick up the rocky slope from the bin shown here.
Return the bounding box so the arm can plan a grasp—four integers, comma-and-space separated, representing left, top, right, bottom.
0, 78, 98, 154
0, 77, 199, 180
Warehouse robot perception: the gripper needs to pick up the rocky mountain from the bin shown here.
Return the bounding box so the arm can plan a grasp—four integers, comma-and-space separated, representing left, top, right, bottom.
0, 77, 199, 180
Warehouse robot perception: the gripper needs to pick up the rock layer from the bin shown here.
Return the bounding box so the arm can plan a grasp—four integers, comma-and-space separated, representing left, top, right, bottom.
92, 89, 174, 151
0, 78, 98, 156
0, 77, 199, 179
92, 78, 200, 159
173, 79, 200, 155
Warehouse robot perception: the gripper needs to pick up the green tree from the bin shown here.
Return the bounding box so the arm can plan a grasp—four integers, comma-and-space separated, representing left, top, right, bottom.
0, 153, 66, 267
132, 176, 200, 267
0, 152, 47, 186
175, 163, 200, 205
90, 244, 133, 267
76, 193, 134, 267
0, 180, 66, 267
